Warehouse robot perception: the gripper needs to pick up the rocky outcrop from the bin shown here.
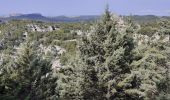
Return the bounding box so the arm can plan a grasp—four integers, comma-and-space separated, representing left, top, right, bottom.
133, 33, 169, 45
26, 24, 60, 32
51, 59, 62, 71
39, 44, 66, 56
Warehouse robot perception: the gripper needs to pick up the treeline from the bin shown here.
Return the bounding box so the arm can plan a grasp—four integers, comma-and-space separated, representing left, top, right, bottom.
0, 8, 170, 100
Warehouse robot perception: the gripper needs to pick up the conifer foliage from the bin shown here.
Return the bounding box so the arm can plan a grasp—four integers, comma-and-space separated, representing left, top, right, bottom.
0, 7, 169, 100
0, 42, 57, 100
57, 7, 168, 100
58, 7, 142, 100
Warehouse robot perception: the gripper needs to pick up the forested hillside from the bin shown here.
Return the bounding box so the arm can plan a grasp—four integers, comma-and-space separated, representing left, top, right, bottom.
0, 8, 170, 100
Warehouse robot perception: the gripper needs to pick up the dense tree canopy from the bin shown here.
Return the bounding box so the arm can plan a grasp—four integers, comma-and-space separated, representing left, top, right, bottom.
0, 7, 169, 100
57, 8, 169, 100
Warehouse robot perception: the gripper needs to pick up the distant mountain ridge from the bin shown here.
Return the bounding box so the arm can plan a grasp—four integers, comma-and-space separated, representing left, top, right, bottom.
127, 15, 170, 24
0, 13, 100, 22
0, 13, 170, 23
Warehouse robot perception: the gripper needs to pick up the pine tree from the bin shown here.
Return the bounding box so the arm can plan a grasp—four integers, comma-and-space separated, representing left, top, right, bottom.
154, 42, 170, 100
57, 7, 169, 100
0, 42, 57, 100
57, 59, 84, 99
57, 7, 141, 100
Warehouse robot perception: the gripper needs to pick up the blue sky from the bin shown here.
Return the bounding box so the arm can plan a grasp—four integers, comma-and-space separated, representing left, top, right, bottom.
0, 0, 170, 16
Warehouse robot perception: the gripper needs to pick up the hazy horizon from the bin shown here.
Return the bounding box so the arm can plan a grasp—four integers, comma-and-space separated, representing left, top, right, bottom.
1, 13, 170, 18
0, 0, 170, 16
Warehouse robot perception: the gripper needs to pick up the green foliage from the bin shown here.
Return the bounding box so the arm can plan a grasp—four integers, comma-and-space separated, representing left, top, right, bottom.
57, 7, 144, 100
0, 8, 170, 100
138, 27, 157, 37
57, 8, 169, 100
0, 42, 57, 100
131, 46, 167, 99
